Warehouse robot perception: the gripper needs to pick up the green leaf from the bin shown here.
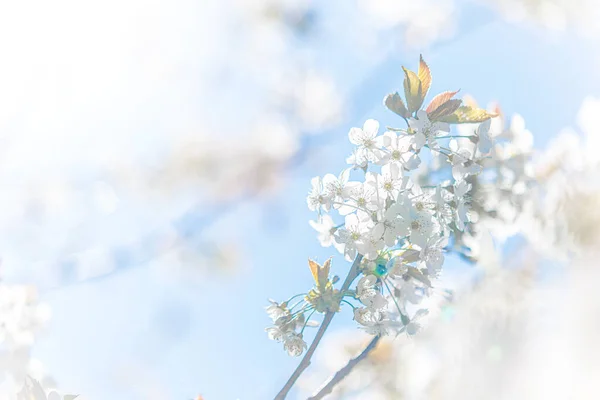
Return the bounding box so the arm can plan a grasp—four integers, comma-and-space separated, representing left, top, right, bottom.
64, 396, 80, 400
400, 249, 421, 263
425, 90, 459, 114
407, 267, 432, 287
402, 66, 423, 113
427, 99, 462, 121
438, 105, 497, 124
418, 55, 432, 98
384, 92, 410, 118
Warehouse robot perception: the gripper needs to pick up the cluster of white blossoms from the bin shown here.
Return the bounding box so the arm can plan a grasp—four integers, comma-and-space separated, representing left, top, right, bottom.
0, 283, 51, 385
0, 282, 79, 400
410, 100, 536, 262
266, 56, 498, 356
518, 96, 600, 258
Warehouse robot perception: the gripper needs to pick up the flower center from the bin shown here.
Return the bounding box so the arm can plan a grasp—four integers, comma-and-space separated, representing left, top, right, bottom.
411, 221, 420, 230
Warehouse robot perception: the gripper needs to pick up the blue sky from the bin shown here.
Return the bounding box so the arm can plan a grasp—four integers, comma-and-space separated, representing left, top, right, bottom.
26, 3, 600, 400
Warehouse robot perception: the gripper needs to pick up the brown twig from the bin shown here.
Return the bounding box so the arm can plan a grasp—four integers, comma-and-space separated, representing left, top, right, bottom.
273, 254, 363, 400
307, 335, 381, 400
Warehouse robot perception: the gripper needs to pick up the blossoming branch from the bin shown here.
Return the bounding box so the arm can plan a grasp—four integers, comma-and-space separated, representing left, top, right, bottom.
265, 55, 498, 399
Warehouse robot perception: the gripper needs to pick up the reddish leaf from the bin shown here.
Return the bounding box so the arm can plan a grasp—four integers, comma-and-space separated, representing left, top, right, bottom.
425, 90, 459, 113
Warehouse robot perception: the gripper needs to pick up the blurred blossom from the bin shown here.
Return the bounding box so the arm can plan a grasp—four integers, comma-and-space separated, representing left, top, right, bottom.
0, 0, 342, 286
302, 248, 600, 400
522, 97, 600, 258
357, 0, 457, 48
480, 0, 600, 34
0, 282, 56, 398
299, 245, 539, 399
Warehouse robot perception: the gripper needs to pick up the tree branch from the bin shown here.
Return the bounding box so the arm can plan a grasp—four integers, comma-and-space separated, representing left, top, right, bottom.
273, 254, 363, 400
308, 334, 381, 400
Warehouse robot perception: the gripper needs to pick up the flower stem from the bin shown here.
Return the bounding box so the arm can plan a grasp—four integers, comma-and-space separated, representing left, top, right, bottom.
436, 135, 472, 139
285, 293, 308, 305
300, 309, 317, 335
307, 335, 381, 400
273, 254, 364, 400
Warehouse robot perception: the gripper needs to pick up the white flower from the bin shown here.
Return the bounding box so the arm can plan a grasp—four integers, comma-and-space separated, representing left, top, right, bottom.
338, 182, 382, 217
408, 110, 450, 151
283, 332, 307, 357
348, 119, 384, 163
432, 186, 454, 229
419, 236, 446, 275
378, 131, 421, 170
356, 275, 387, 309
265, 299, 288, 322
477, 119, 493, 154
379, 206, 410, 247
353, 307, 392, 336
346, 148, 368, 170
366, 163, 404, 200
309, 215, 345, 254
450, 141, 482, 181
335, 213, 372, 261
322, 169, 352, 206
454, 180, 472, 231
395, 201, 438, 248
307, 176, 332, 212
359, 223, 385, 260
266, 325, 287, 342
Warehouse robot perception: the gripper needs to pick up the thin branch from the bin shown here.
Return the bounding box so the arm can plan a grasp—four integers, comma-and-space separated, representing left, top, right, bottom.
308, 334, 381, 400
274, 254, 363, 400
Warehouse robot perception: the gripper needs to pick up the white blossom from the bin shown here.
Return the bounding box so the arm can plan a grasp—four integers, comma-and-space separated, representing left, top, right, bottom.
454, 180, 472, 231
322, 169, 352, 206
366, 163, 405, 200
335, 213, 373, 261
409, 110, 450, 151
353, 307, 392, 336
348, 119, 384, 163
356, 275, 387, 309
283, 332, 307, 357
395, 201, 439, 248
307, 176, 332, 212
378, 131, 421, 170
338, 182, 382, 218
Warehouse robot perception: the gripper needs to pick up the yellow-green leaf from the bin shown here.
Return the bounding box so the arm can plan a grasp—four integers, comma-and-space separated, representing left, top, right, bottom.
308, 258, 332, 293
418, 55, 432, 98
428, 99, 462, 121
438, 106, 497, 124
384, 92, 410, 118
425, 90, 459, 113
402, 66, 423, 113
